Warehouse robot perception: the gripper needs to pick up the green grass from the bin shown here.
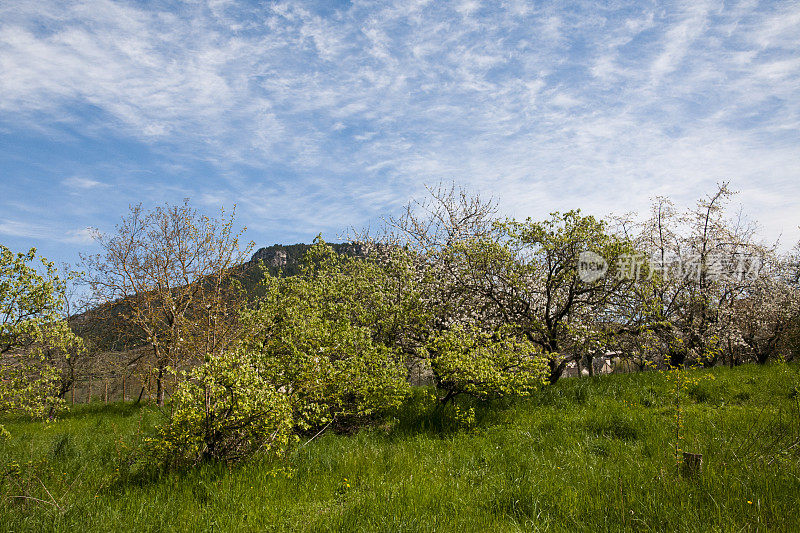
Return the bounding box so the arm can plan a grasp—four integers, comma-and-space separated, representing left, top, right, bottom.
2, 363, 799, 532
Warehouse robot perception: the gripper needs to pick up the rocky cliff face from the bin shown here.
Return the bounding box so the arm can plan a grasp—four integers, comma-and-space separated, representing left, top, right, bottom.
250, 245, 298, 267
249, 242, 368, 273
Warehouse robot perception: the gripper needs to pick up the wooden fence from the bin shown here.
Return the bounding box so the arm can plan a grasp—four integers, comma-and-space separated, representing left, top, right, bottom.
65, 373, 175, 405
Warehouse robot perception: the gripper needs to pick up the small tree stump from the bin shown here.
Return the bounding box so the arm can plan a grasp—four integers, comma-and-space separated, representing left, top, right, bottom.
682, 452, 703, 478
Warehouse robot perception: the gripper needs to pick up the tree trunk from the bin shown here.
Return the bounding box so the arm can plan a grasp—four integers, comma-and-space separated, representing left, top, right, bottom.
439, 389, 457, 405
728, 339, 734, 368
156, 366, 165, 406
547, 357, 568, 384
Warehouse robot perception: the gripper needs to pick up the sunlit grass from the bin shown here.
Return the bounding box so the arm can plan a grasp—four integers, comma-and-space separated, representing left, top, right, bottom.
2, 363, 799, 531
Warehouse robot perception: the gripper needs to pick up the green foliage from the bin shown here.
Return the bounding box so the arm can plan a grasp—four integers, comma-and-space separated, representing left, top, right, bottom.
0, 245, 83, 426
241, 239, 412, 430
147, 239, 413, 466
491, 211, 642, 381
145, 349, 295, 467
424, 325, 548, 402
21, 185, 797, 481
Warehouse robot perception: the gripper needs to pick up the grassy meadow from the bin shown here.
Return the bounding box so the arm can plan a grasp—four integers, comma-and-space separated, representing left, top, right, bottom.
2, 363, 799, 532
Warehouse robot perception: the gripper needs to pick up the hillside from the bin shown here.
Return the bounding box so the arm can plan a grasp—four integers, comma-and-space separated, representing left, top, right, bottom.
2, 363, 798, 531
71, 242, 360, 352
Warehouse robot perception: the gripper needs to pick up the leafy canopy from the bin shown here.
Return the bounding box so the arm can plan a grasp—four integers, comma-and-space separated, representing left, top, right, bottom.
0, 245, 83, 425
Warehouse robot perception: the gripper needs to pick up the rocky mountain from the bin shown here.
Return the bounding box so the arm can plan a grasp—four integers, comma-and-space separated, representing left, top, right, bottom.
247, 242, 367, 277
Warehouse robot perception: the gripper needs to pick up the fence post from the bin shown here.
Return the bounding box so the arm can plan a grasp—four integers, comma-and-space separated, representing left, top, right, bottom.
88, 376, 92, 404
122, 376, 126, 402
104, 380, 108, 403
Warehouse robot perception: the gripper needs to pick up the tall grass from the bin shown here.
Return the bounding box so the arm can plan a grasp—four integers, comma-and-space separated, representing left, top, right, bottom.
2, 363, 799, 532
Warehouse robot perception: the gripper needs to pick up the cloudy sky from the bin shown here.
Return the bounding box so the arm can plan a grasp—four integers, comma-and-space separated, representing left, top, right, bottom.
1, 0, 798, 267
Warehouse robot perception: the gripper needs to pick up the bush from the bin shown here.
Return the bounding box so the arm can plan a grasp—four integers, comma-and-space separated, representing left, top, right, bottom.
424, 325, 548, 403
146, 240, 411, 467
146, 350, 295, 467
238, 244, 411, 431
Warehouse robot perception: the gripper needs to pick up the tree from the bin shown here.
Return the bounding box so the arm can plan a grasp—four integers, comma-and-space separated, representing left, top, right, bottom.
491, 211, 641, 383
0, 245, 83, 426
734, 252, 799, 364
679, 183, 745, 366
239, 239, 411, 430
43, 264, 95, 400
81, 201, 253, 405
378, 183, 501, 341
785, 237, 800, 361
374, 186, 641, 384
149, 239, 412, 465
634, 184, 776, 367
372, 184, 518, 375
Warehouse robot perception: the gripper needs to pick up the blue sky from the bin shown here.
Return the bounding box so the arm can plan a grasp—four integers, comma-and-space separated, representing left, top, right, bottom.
1, 0, 799, 268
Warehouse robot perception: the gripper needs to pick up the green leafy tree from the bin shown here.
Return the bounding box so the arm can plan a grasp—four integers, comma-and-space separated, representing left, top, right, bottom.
375, 186, 641, 385
0, 245, 83, 427
487, 211, 640, 383
148, 239, 413, 465
242, 239, 411, 431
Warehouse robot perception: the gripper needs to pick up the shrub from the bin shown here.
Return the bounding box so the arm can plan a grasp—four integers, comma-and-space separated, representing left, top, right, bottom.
238, 270, 410, 432
146, 349, 295, 467
423, 325, 548, 403
146, 240, 412, 466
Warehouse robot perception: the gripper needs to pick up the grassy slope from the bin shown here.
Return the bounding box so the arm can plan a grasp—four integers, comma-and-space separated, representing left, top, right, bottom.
2, 363, 799, 532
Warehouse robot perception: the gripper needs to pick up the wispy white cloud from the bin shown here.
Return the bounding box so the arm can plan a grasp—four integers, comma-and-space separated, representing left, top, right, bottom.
0, 0, 798, 263
63, 176, 107, 189
0, 219, 95, 245
0, 219, 53, 240
649, 1, 711, 82
63, 227, 96, 244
